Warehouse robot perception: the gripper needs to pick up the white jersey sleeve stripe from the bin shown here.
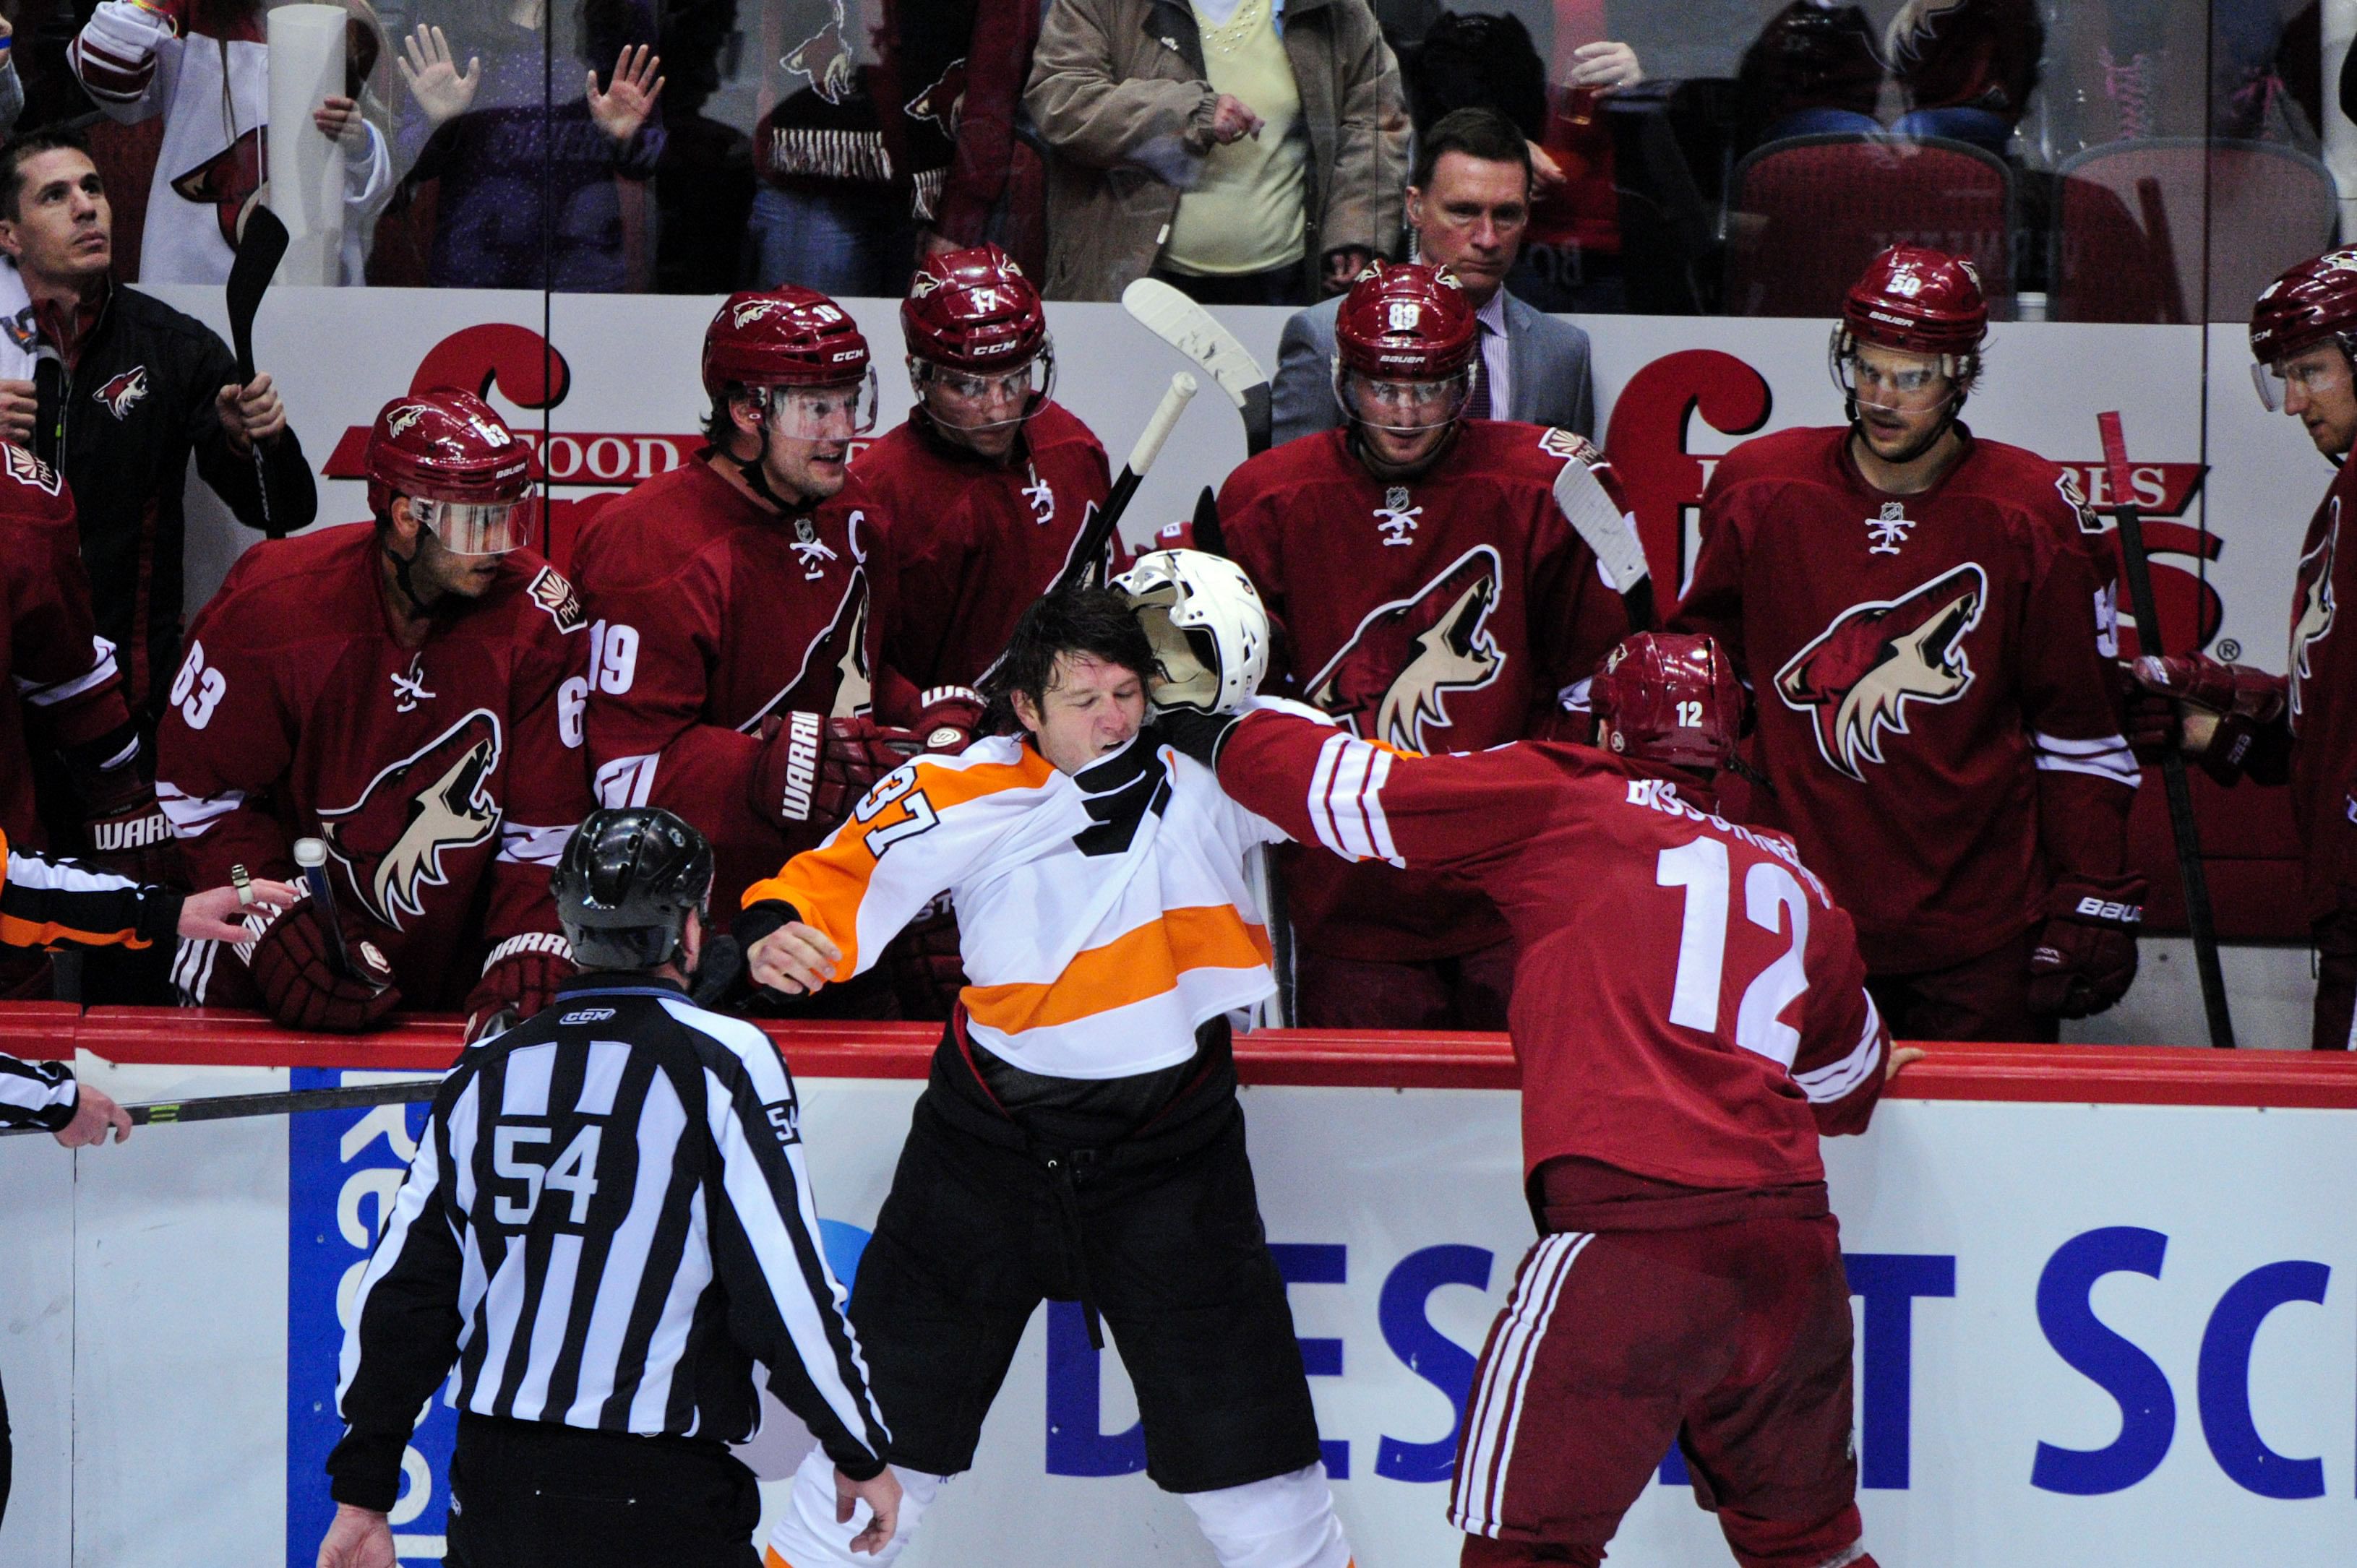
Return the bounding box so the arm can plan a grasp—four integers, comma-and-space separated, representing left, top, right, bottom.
1794, 996, 1886, 1104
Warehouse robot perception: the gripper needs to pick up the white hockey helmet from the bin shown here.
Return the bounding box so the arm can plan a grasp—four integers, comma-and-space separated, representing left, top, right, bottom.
1112, 548, 1269, 716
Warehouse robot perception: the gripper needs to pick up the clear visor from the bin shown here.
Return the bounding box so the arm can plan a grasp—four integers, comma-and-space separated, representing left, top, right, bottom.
413, 496, 527, 556
2251, 353, 2349, 412
754, 368, 880, 440
914, 348, 1055, 432
1830, 340, 1960, 403
1334, 363, 1474, 433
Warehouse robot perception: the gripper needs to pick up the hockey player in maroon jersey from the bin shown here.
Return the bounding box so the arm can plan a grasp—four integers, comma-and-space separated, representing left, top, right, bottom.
0, 444, 175, 996
1216, 259, 1635, 1030
1675, 245, 2141, 1043
2126, 249, 2357, 1048
1154, 621, 1913, 1568
854, 244, 1112, 735
156, 389, 592, 1039
572, 285, 960, 1015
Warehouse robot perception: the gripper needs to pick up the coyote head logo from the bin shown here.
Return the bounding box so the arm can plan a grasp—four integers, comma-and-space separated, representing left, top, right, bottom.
93, 366, 150, 421
2291, 511, 2337, 731
783, 1, 857, 105
1776, 563, 1987, 783
1308, 546, 1505, 751
319, 710, 504, 929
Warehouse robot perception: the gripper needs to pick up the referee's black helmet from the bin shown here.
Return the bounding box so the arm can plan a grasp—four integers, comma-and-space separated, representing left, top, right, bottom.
553, 807, 714, 970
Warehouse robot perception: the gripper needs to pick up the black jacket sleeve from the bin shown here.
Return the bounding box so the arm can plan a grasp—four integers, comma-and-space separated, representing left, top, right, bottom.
185, 326, 319, 535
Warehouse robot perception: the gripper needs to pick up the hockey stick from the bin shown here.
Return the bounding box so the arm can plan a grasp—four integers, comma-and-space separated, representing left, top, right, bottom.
293, 835, 379, 989
1120, 280, 1273, 457
2098, 411, 2234, 1049
1552, 455, 1657, 631
0, 1075, 442, 1136
1056, 371, 1198, 593
226, 205, 291, 538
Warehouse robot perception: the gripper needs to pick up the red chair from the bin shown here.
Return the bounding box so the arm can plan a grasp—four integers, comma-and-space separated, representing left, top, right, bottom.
2051, 138, 2337, 323
1723, 133, 2014, 319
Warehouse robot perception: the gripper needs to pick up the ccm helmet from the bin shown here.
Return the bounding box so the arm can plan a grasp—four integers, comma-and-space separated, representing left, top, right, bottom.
1588, 632, 1746, 772
365, 387, 533, 554
2249, 249, 2357, 410
1113, 548, 1270, 715
552, 807, 715, 971
702, 286, 878, 437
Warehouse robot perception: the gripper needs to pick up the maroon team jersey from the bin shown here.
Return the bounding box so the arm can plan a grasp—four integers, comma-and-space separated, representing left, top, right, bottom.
155, 525, 593, 1009
852, 403, 1112, 721
1677, 426, 2136, 973
1, 449, 130, 854
572, 455, 870, 914
1216, 712, 1889, 1191
1219, 421, 1634, 961
2285, 458, 2357, 923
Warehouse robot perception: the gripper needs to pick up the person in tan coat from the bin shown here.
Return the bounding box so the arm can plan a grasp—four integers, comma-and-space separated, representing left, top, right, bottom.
1024, 0, 1403, 303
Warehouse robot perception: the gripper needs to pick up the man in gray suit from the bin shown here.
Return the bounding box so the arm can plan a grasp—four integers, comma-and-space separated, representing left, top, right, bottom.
1271, 107, 1595, 444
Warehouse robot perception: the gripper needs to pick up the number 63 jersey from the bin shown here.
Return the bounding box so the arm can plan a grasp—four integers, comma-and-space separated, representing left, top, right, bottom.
1214, 710, 1891, 1189
155, 525, 594, 1009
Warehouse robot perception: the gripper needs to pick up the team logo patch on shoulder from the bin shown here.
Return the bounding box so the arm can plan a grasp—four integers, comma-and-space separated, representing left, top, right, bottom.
93, 366, 150, 421
1308, 543, 1506, 751
1537, 427, 1597, 463
1775, 562, 1987, 783
1, 444, 61, 495
526, 567, 586, 632
2055, 469, 2103, 535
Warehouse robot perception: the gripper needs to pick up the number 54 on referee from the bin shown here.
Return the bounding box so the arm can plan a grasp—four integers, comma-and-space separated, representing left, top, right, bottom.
316, 809, 899, 1568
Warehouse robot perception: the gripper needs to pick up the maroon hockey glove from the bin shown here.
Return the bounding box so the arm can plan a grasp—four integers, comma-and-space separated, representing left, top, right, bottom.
909, 686, 987, 753
751, 711, 962, 835
2026, 875, 2145, 1020
885, 898, 966, 1020
244, 893, 402, 1033
2121, 655, 2288, 782
81, 777, 176, 887
463, 933, 575, 1043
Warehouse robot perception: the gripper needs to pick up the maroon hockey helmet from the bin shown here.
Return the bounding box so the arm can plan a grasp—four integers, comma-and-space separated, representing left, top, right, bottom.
1334, 262, 1480, 382
366, 387, 533, 553
1840, 245, 1988, 359
903, 244, 1049, 371
702, 286, 872, 402
1588, 632, 1746, 772
2249, 249, 2357, 409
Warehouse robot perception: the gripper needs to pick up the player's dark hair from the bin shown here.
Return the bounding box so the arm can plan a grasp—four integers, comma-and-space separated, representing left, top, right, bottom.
1411, 108, 1532, 194
0, 126, 96, 223
982, 587, 1154, 736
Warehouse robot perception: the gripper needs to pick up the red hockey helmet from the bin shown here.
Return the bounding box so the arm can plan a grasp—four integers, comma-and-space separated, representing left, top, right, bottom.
2249, 248, 2357, 409
1839, 245, 1988, 358
366, 387, 533, 554
1332, 262, 1480, 433
903, 244, 1048, 370
1588, 632, 1746, 772
703, 287, 878, 436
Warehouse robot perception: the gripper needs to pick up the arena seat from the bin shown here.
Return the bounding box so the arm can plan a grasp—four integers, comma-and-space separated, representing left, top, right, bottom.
2051, 138, 2337, 324
1722, 133, 2014, 319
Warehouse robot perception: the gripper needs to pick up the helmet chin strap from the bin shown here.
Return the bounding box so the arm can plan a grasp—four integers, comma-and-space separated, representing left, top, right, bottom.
380, 517, 442, 616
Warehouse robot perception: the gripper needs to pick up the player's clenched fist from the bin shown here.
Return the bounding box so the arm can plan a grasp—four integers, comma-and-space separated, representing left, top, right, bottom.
747, 919, 842, 996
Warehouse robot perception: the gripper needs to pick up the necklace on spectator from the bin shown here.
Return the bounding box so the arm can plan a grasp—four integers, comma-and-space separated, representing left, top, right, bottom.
1194, 0, 1266, 58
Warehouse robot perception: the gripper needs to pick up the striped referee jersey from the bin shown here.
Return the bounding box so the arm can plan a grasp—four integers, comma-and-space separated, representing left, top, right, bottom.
327, 974, 890, 1512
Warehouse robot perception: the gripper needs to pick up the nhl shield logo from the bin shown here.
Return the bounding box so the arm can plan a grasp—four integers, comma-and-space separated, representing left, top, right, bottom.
1865, 502, 1914, 556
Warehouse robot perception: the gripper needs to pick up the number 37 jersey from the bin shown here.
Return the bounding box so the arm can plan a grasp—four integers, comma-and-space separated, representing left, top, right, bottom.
1213, 709, 1892, 1191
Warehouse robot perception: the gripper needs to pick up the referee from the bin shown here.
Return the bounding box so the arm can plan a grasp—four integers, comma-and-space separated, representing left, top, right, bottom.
316, 808, 899, 1568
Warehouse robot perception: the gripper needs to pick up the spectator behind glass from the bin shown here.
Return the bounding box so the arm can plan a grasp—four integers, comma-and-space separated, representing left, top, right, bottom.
1269, 106, 1594, 443
651, 0, 754, 295
1025, 0, 1401, 304
918, 0, 1052, 276
390, 1, 664, 291
744, 0, 967, 298
67, 0, 392, 285
1737, 0, 2040, 158
0, 14, 24, 138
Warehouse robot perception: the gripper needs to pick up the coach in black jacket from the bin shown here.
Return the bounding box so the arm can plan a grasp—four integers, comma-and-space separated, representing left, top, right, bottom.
0, 126, 315, 728
320, 809, 900, 1568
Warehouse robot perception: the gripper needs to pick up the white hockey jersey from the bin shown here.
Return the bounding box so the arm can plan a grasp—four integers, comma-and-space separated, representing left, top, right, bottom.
742, 729, 1281, 1079
70, 0, 390, 285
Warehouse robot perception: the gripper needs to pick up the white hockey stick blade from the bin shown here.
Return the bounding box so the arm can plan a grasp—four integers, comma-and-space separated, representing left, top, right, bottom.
1553, 459, 1650, 595
1121, 278, 1267, 410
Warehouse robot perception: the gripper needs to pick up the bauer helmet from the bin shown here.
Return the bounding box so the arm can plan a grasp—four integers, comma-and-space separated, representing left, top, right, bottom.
1332, 262, 1481, 433
2249, 249, 2357, 410
702, 286, 877, 438
365, 387, 533, 554
1588, 632, 1746, 772
553, 806, 715, 972
1113, 548, 1269, 715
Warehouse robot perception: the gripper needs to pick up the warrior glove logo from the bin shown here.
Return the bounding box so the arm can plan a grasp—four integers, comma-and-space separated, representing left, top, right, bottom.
1308, 545, 1505, 751
93, 366, 150, 421
319, 710, 505, 929
1776, 562, 1988, 783
2291, 511, 2336, 732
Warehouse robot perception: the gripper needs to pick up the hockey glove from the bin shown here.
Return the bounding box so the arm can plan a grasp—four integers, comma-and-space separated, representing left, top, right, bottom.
884, 896, 966, 1020
463, 933, 573, 1043
80, 775, 176, 887
751, 711, 960, 835
244, 890, 402, 1033
2121, 655, 2288, 783
2026, 874, 2145, 1019
1152, 707, 1244, 770
909, 686, 987, 752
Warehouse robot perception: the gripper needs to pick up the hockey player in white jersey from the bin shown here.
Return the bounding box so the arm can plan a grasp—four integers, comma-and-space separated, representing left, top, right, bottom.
739, 567, 1352, 1568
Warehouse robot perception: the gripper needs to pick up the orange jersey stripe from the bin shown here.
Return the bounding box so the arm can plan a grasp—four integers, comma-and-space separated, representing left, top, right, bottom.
740, 749, 1056, 978
962, 904, 1274, 1037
